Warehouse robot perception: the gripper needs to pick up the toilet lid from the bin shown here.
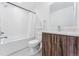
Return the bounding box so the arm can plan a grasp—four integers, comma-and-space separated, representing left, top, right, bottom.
29, 39, 40, 44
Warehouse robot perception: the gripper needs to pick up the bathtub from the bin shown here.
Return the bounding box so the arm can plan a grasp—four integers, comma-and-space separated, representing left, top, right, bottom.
0, 35, 34, 56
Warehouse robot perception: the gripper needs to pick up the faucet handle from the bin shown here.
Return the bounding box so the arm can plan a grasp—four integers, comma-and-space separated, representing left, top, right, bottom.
0, 36, 8, 39
4, 36, 7, 38
1, 32, 4, 34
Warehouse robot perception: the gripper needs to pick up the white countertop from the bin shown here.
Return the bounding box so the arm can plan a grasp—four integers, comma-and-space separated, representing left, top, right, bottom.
43, 30, 79, 37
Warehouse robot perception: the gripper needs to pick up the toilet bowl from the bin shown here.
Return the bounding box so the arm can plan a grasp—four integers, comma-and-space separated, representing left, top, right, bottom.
28, 39, 41, 55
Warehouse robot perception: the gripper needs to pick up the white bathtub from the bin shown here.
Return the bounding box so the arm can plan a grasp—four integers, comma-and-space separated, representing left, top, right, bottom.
0, 35, 34, 56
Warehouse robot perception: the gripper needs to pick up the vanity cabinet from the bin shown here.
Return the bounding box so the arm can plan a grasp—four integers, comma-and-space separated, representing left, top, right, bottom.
42, 32, 79, 56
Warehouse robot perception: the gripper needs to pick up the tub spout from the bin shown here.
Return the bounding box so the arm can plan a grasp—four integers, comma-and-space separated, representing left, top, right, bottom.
0, 36, 7, 39
0, 36, 7, 44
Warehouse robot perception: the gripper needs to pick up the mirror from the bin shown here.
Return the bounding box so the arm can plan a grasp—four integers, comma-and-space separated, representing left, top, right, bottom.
48, 2, 78, 32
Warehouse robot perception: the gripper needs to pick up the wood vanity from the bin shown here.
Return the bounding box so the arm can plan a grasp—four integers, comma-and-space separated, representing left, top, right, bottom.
42, 32, 79, 56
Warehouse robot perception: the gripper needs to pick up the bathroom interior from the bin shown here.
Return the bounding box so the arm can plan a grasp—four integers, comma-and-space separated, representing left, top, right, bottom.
0, 2, 79, 56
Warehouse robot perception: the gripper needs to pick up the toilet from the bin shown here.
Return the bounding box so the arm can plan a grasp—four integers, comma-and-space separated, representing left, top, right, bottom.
28, 20, 42, 55
28, 38, 41, 55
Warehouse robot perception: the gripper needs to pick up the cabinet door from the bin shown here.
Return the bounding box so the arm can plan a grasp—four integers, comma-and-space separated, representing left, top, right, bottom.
42, 33, 62, 56
52, 34, 64, 56
59, 35, 77, 56
60, 35, 67, 56
76, 37, 79, 56
67, 36, 76, 56
42, 33, 52, 56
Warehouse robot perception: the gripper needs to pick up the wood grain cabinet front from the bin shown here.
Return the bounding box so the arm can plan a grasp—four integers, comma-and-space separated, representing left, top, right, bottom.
42, 32, 79, 56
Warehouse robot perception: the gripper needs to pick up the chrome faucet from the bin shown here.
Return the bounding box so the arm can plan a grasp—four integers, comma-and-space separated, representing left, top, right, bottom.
0, 36, 7, 39
0, 32, 4, 35
58, 25, 61, 32
0, 32, 7, 44
0, 32, 7, 39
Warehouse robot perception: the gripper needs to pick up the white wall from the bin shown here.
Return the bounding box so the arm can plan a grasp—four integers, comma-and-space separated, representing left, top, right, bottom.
9, 2, 51, 31
0, 2, 51, 43
0, 4, 35, 43
35, 3, 50, 31
76, 3, 79, 28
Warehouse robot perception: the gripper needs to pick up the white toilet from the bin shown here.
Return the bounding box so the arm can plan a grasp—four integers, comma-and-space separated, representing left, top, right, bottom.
28, 19, 43, 55
28, 38, 42, 55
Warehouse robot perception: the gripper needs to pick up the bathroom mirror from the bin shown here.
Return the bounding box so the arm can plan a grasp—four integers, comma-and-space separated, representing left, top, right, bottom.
48, 2, 77, 32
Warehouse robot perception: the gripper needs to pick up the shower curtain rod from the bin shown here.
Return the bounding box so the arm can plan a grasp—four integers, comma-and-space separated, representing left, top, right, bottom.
6, 2, 36, 14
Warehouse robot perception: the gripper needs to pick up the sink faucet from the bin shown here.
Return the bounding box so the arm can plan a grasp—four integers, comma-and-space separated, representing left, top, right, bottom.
58, 25, 61, 32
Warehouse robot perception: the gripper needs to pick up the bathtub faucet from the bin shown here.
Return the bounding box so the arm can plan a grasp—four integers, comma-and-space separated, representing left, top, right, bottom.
0, 36, 7, 44
0, 32, 4, 35
0, 32, 8, 39
0, 36, 7, 39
